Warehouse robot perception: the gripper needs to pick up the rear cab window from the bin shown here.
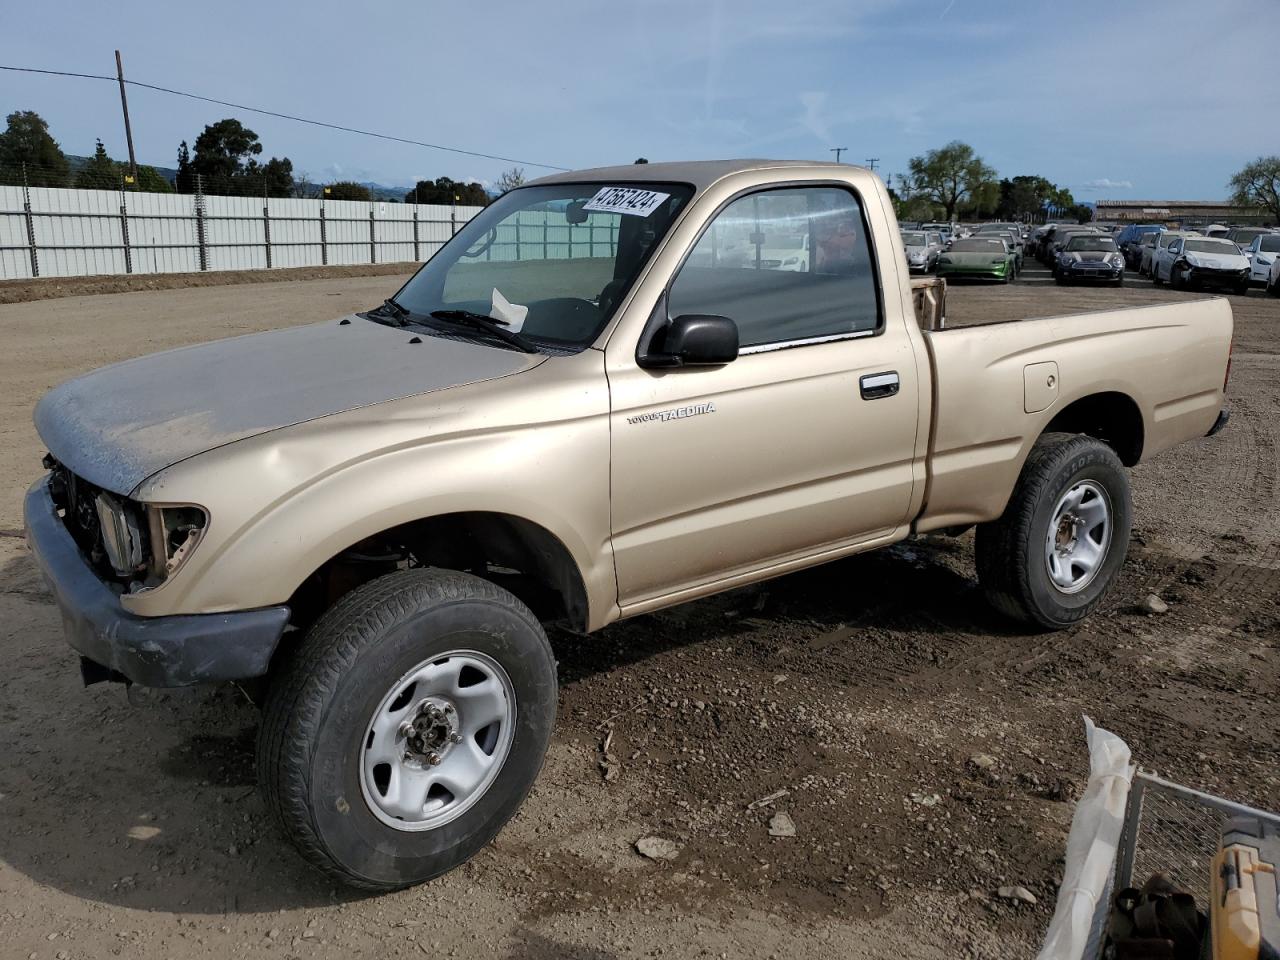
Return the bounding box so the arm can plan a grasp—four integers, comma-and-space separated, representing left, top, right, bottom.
667, 186, 882, 352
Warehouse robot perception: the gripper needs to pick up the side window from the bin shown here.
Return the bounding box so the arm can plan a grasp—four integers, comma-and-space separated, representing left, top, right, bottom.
668, 186, 880, 350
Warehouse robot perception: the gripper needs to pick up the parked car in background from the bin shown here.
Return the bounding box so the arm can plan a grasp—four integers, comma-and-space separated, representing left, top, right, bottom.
1140, 231, 1195, 277
921, 222, 954, 246
1055, 234, 1125, 286
1047, 227, 1101, 267
1199, 224, 1230, 239
759, 232, 810, 271
935, 236, 1017, 282
1152, 236, 1251, 293
901, 230, 944, 273
1117, 225, 1165, 269
1225, 227, 1272, 254
1245, 233, 1280, 285
1267, 256, 1280, 297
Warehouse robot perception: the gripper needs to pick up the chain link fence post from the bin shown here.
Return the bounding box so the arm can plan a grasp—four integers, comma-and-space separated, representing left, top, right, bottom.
263, 181, 272, 269
194, 173, 208, 271
369, 203, 377, 264
22, 162, 39, 278
412, 204, 420, 262
119, 174, 133, 274
319, 201, 328, 266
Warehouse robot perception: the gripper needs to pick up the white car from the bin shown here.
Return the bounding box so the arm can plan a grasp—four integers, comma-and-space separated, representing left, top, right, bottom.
1243, 232, 1280, 285
758, 233, 809, 272
901, 230, 944, 272
1140, 231, 1195, 277
1151, 236, 1252, 294
1268, 256, 1280, 297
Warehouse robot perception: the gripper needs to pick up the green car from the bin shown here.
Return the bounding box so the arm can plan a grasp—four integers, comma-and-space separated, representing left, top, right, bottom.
935, 238, 1017, 283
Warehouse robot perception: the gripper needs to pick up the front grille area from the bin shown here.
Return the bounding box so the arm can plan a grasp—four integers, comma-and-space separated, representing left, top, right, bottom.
44, 457, 148, 584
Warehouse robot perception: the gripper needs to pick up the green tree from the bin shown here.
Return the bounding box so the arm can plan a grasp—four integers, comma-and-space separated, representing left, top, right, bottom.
190, 118, 293, 196
1229, 156, 1280, 225
902, 141, 997, 221
324, 180, 372, 201
634, 157, 649, 164
76, 139, 120, 189
175, 140, 195, 193
494, 166, 526, 194
0, 110, 71, 186
404, 177, 489, 206
131, 165, 173, 193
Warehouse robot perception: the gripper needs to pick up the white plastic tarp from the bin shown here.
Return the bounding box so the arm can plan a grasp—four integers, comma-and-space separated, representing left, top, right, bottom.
1035, 717, 1135, 960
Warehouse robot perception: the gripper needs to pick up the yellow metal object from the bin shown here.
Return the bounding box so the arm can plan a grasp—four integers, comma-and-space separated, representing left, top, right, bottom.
1211, 819, 1280, 960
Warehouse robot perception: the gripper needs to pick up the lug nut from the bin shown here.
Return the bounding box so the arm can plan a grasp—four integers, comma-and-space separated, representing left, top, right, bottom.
426, 752, 442, 766
398, 720, 414, 739
443, 704, 455, 715
449, 733, 462, 744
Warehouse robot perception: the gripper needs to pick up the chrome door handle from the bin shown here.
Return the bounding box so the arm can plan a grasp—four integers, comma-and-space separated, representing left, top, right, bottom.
860, 371, 900, 400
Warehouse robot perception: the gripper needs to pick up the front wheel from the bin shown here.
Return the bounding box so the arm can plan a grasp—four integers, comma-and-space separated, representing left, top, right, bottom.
258, 569, 557, 890
1152, 268, 1163, 287
976, 433, 1132, 629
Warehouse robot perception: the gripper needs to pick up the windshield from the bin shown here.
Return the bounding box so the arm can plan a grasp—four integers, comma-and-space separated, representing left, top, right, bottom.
1067, 237, 1118, 252
1185, 239, 1239, 254
950, 239, 1006, 253
901, 232, 926, 246
394, 182, 693, 350
1259, 235, 1280, 253
1229, 229, 1266, 244
1158, 234, 1185, 248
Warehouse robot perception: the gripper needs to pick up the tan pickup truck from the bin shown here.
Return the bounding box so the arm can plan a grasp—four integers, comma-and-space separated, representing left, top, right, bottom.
25, 160, 1232, 890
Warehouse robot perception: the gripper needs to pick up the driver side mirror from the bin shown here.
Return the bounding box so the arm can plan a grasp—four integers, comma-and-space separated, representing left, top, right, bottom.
639, 314, 739, 369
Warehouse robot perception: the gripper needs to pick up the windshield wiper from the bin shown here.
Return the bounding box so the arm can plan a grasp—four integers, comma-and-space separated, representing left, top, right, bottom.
370, 296, 412, 326
428, 310, 538, 354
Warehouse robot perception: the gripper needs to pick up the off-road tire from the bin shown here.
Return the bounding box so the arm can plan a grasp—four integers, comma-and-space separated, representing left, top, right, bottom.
975, 433, 1132, 630
258, 568, 556, 890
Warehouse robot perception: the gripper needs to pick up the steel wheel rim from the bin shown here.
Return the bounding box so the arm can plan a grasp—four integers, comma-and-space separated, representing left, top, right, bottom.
1044, 479, 1113, 595
359, 649, 516, 832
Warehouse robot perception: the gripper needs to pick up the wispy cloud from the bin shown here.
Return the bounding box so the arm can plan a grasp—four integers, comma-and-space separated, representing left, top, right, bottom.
1081, 178, 1134, 191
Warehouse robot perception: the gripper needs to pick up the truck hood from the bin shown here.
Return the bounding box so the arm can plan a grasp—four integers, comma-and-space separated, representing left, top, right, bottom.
35, 316, 545, 495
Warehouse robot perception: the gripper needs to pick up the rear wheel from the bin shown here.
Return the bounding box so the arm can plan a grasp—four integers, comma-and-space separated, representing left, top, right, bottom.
976, 433, 1131, 630
259, 568, 557, 890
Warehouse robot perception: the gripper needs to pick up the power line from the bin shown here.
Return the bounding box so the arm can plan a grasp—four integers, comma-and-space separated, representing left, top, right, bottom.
0, 63, 571, 171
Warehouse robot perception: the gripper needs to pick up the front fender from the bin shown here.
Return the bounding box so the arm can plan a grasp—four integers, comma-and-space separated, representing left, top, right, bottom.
124, 357, 616, 629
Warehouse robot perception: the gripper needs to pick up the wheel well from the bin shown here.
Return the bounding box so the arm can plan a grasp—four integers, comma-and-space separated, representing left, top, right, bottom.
1043, 392, 1144, 466
286, 512, 590, 634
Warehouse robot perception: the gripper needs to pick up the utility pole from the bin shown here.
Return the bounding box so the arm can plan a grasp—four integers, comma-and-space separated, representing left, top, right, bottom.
865, 158, 879, 171
115, 50, 138, 181
830, 147, 848, 164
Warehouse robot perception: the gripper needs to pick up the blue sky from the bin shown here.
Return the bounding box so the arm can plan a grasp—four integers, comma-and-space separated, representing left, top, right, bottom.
2, 0, 1275, 199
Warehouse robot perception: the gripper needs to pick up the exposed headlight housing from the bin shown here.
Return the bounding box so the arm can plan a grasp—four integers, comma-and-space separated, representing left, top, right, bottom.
1109, 254, 1124, 267
95, 493, 146, 578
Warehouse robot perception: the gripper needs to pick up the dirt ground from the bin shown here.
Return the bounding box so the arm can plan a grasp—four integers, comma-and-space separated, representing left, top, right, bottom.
0, 269, 1276, 959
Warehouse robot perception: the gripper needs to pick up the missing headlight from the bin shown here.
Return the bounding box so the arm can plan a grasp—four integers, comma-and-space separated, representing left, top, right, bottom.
146, 504, 208, 580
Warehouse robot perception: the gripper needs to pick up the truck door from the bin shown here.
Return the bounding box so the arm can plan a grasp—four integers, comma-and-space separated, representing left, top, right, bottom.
607, 185, 920, 608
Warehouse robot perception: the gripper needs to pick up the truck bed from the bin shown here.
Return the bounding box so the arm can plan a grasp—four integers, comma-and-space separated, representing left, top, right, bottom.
914, 296, 1233, 532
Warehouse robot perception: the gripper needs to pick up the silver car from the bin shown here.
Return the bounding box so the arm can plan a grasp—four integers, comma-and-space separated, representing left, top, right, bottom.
902, 229, 944, 273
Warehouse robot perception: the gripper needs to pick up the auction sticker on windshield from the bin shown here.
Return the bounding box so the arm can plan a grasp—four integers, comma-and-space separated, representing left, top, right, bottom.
583, 186, 671, 217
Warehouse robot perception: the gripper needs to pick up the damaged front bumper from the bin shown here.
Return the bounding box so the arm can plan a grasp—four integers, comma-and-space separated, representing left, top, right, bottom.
23, 477, 289, 688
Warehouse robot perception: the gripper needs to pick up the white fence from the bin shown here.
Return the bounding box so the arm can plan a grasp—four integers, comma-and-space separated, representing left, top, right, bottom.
0, 183, 486, 280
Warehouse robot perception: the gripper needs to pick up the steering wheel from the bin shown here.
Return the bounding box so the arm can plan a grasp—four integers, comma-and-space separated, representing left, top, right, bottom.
462, 228, 498, 259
